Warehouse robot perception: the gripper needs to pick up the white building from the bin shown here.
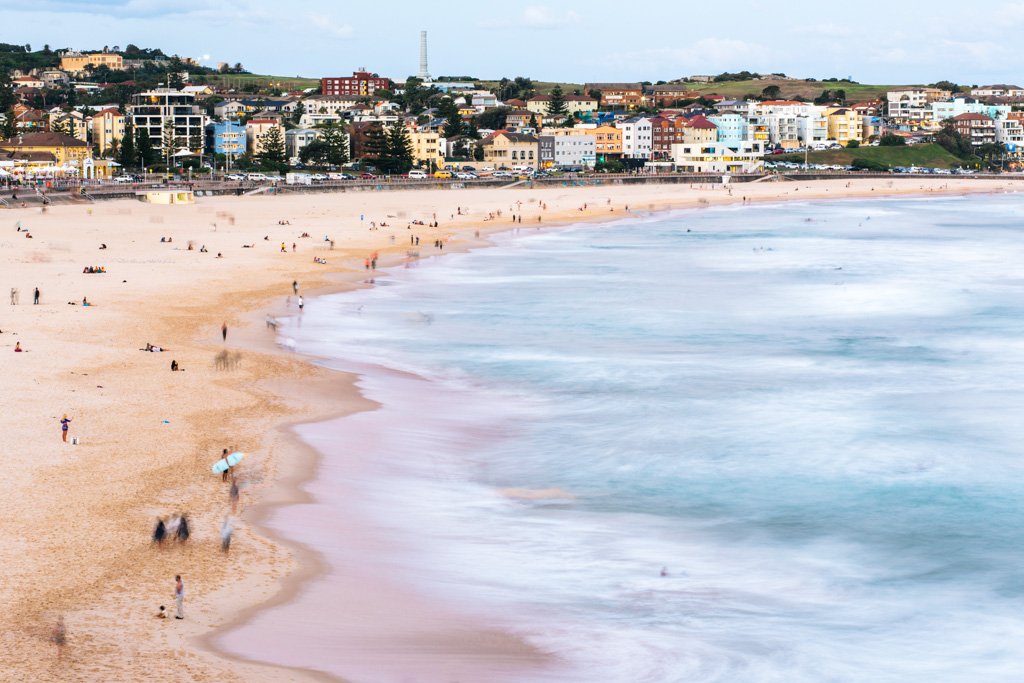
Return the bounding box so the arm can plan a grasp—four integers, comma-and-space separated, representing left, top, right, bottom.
618, 116, 652, 160
930, 98, 1011, 123
128, 89, 208, 153
301, 95, 360, 116
972, 85, 1024, 99
749, 101, 825, 148
670, 141, 764, 173
886, 88, 951, 129
796, 113, 828, 146
995, 118, 1024, 150
285, 128, 324, 162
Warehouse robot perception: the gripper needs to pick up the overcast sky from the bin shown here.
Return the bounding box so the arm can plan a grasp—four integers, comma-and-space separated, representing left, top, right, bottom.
6, 0, 1024, 86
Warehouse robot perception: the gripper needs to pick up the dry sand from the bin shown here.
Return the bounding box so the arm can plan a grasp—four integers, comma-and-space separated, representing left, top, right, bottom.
0, 176, 1015, 681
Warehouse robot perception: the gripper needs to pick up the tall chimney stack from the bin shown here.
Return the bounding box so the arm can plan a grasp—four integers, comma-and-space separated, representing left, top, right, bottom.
418, 30, 431, 81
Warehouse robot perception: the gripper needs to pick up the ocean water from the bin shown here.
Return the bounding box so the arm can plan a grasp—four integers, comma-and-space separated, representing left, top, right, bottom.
240, 194, 1024, 682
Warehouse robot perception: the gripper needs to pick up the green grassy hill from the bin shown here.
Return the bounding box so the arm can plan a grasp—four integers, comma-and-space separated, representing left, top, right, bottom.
687, 79, 905, 102
195, 73, 321, 91
773, 143, 963, 169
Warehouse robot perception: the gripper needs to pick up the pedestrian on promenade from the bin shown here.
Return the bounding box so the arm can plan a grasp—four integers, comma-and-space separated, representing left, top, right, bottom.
174, 575, 184, 619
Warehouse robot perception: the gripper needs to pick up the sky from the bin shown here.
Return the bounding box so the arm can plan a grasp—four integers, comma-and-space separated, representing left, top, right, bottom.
4, 0, 1024, 86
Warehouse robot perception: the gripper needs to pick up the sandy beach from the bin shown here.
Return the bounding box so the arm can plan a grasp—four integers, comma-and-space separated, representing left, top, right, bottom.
0, 176, 1016, 681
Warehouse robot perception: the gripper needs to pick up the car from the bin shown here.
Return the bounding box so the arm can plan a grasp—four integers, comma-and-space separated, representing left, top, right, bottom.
407, 170, 428, 179
480, 166, 495, 172
360, 173, 377, 180
462, 166, 476, 171
310, 173, 329, 182
113, 175, 137, 184
328, 172, 354, 180
246, 173, 268, 181
492, 171, 513, 178
434, 171, 453, 179
455, 171, 477, 180
225, 173, 245, 181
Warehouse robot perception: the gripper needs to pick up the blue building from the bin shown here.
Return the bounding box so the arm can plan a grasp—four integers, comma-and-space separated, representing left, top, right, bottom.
206, 121, 247, 157
708, 114, 749, 149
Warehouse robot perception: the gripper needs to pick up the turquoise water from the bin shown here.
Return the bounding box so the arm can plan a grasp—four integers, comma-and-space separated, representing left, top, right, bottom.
281, 195, 1024, 681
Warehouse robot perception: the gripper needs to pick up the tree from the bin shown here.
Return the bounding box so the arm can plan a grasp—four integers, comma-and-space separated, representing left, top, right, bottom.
878, 133, 906, 147
161, 119, 183, 155
2, 110, 15, 139
319, 124, 349, 166
846, 139, 860, 148
761, 85, 782, 100
50, 117, 73, 137
0, 71, 15, 112
299, 139, 331, 167
931, 80, 964, 94
384, 122, 414, 174
476, 107, 510, 130
548, 85, 567, 118
434, 96, 463, 138
256, 126, 287, 171
363, 123, 388, 163
852, 158, 889, 172
136, 126, 157, 167
292, 100, 305, 125
934, 120, 974, 158
118, 120, 137, 168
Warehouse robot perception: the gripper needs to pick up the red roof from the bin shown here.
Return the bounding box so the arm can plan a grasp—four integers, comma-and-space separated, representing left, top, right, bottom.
953, 113, 993, 121
686, 114, 717, 129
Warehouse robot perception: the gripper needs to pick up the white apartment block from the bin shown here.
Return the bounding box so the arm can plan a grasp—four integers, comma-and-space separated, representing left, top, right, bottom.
618, 117, 652, 159
128, 89, 207, 153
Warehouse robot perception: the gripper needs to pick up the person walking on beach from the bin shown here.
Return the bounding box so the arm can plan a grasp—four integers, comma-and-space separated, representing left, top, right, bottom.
60, 414, 72, 443
33, 287, 40, 305
51, 615, 66, 659
153, 517, 167, 546
220, 448, 231, 482
298, 295, 304, 312
292, 280, 298, 295
174, 575, 184, 619
221, 515, 233, 553
221, 322, 228, 342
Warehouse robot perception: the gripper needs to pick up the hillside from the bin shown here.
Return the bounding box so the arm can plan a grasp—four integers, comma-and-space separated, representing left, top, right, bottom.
195, 73, 321, 92
687, 79, 907, 102
773, 143, 963, 169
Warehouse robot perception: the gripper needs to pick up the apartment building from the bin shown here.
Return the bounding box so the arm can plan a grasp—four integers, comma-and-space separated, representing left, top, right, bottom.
951, 113, 996, 147
59, 51, 124, 76
886, 88, 951, 129
207, 120, 247, 157
246, 114, 285, 155
539, 134, 596, 168
481, 132, 539, 167
320, 70, 394, 97
128, 89, 207, 153
670, 141, 764, 173
584, 83, 645, 110
91, 107, 126, 154
284, 128, 322, 161
618, 116, 652, 160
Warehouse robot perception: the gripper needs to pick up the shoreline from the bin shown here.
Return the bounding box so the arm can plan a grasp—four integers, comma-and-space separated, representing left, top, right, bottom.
0, 177, 1013, 682
198, 177, 1020, 681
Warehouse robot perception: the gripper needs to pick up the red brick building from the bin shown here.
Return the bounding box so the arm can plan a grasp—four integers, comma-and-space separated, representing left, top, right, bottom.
321, 70, 394, 97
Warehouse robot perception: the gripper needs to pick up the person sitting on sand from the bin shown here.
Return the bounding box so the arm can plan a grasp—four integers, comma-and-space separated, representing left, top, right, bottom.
82, 297, 90, 306
170, 360, 179, 371
14, 341, 22, 352
99, 243, 107, 250
157, 606, 167, 619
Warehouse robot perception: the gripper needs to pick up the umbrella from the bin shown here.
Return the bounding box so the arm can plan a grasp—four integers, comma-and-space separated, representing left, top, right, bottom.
211, 451, 245, 474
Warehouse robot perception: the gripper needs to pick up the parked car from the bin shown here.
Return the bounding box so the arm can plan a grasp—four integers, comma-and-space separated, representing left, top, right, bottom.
492, 171, 513, 178
360, 173, 377, 180
407, 170, 428, 179
328, 172, 354, 180
434, 171, 453, 179
462, 166, 477, 171
310, 173, 329, 182
246, 173, 268, 181
455, 171, 477, 180
225, 173, 245, 181
113, 175, 137, 184
480, 166, 495, 172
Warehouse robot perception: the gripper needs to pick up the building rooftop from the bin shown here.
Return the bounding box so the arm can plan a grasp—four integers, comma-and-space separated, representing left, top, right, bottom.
1, 132, 89, 148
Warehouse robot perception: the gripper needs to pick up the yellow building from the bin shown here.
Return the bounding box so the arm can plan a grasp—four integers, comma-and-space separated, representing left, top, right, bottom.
826, 108, 863, 146
591, 125, 623, 157
481, 132, 539, 168
50, 111, 89, 142
59, 52, 124, 76
246, 115, 285, 155
91, 108, 126, 155
0, 131, 91, 165
408, 130, 444, 168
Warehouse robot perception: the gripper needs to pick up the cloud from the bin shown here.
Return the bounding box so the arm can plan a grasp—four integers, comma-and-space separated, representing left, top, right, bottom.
306, 13, 354, 39
521, 5, 580, 29
480, 5, 580, 30
610, 38, 769, 73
